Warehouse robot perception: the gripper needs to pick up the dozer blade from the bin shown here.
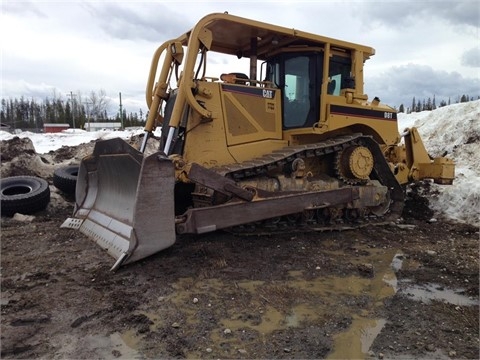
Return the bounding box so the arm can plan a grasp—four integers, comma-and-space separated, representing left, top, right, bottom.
61, 138, 176, 271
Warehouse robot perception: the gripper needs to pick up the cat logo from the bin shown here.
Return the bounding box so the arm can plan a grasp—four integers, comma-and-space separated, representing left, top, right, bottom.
263, 90, 274, 99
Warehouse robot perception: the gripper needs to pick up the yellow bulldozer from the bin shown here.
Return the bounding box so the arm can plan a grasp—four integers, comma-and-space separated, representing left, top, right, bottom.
62, 13, 454, 270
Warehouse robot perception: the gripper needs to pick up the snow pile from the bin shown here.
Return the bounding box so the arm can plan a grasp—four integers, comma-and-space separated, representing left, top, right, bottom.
398, 100, 480, 227
0, 127, 154, 154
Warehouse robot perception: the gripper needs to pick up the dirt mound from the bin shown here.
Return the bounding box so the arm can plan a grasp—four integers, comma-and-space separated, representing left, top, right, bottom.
402, 181, 435, 221
0, 137, 97, 180
1, 137, 55, 179
1, 137, 37, 162
48, 141, 94, 163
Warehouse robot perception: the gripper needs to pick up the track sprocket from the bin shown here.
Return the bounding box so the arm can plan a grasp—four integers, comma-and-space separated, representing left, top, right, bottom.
335, 145, 374, 185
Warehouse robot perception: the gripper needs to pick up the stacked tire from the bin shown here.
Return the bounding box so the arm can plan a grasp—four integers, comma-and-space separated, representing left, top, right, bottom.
1, 176, 51, 217
53, 165, 79, 196
1, 165, 79, 217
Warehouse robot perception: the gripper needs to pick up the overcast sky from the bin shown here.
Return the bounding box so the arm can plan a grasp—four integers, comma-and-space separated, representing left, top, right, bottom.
1, 0, 479, 116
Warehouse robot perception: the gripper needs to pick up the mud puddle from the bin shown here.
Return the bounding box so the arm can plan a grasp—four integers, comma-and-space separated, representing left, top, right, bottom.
110, 331, 142, 359
112, 246, 477, 359
328, 316, 387, 359
398, 281, 478, 306
327, 249, 401, 359
119, 246, 404, 359
53, 332, 141, 359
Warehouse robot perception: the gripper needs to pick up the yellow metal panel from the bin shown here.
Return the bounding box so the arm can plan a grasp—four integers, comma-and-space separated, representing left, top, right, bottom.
221, 84, 282, 146
325, 98, 400, 145
182, 81, 236, 168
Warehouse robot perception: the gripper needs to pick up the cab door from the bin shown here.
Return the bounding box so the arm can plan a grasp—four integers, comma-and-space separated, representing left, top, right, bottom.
268, 52, 323, 129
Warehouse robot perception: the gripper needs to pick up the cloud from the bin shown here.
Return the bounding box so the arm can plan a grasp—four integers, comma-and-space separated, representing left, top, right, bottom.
366, 63, 480, 107
2, 0, 46, 18
1, 79, 58, 100
353, 0, 479, 29
81, 3, 191, 42
461, 46, 480, 67
433, 0, 480, 28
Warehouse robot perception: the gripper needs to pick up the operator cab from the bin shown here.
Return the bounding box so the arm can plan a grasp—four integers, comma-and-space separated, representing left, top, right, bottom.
265, 49, 354, 130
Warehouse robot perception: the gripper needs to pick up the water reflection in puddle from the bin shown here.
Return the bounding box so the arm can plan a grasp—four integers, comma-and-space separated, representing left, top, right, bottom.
399, 282, 478, 306
391, 253, 404, 272
111, 331, 142, 359
382, 253, 404, 292
327, 249, 400, 359
328, 316, 387, 359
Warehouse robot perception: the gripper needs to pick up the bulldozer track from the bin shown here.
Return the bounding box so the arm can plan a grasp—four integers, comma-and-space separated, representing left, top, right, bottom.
215, 133, 363, 178
212, 133, 405, 234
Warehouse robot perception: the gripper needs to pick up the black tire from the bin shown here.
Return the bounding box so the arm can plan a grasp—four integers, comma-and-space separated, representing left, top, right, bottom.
1, 176, 51, 217
53, 165, 79, 195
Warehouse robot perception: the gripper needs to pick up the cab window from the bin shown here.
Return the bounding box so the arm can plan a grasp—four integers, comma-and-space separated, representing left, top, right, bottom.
328, 55, 352, 95
284, 56, 311, 128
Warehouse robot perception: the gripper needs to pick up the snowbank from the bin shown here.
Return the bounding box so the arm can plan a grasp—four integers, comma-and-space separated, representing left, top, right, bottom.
398, 100, 480, 227
0, 127, 151, 154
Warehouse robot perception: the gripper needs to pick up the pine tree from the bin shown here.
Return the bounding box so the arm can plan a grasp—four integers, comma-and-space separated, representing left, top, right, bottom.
426, 97, 432, 111
8, 99, 14, 129
0, 99, 6, 124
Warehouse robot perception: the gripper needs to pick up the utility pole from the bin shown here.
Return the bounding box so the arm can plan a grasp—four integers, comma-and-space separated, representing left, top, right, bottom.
119, 92, 124, 130
83, 100, 93, 131
67, 91, 76, 130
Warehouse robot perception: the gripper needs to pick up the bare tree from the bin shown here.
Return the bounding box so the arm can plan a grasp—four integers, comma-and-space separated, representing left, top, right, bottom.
89, 89, 110, 121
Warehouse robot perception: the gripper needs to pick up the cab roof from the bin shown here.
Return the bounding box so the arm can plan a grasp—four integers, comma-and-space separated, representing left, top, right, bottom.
179, 12, 375, 61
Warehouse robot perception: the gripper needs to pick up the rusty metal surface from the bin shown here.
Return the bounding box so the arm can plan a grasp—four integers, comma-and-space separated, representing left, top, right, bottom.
66, 139, 176, 268
177, 187, 358, 234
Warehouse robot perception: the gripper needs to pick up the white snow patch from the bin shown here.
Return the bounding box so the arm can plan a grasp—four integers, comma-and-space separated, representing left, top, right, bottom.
399, 100, 480, 227
0, 127, 158, 154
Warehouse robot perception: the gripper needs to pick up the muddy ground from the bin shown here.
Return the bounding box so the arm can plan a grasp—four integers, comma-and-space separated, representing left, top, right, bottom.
1, 137, 479, 359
